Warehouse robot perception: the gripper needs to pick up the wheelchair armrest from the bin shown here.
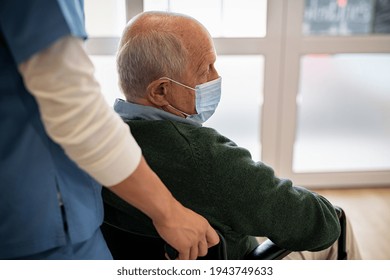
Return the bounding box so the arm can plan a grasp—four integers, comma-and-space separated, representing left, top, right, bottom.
244, 239, 291, 260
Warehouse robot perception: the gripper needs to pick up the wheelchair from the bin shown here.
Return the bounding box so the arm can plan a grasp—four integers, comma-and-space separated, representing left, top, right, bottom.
101, 202, 347, 260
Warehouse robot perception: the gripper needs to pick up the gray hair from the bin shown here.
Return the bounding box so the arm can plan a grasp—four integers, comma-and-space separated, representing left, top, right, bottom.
117, 13, 189, 100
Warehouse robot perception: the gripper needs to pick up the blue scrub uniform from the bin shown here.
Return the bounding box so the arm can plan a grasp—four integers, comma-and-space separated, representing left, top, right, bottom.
0, 0, 111, 259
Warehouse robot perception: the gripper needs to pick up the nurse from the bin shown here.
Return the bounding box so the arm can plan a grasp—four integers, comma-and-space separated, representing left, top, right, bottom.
0, 0, 218, 259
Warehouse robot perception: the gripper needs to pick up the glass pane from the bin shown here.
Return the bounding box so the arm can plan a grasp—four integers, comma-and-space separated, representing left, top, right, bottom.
294, 54, 390, 172
89, 56, 124, 107
303, 0, 390, 35
143, 0, 267, 37
205, 55, 264, 161
84, 0, 126, 37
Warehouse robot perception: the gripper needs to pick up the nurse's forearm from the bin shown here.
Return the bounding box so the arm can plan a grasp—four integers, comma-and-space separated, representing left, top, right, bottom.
109, 156, 175, 222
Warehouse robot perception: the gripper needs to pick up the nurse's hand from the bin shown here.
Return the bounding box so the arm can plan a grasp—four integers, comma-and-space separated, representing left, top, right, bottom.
152, 199, 220, 260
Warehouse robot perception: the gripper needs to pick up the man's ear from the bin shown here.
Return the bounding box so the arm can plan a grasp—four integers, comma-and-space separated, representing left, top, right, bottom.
146, 79, 171, 107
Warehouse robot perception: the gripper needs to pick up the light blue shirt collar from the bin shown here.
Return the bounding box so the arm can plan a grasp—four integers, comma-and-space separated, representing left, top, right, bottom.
113, 99, 201, 127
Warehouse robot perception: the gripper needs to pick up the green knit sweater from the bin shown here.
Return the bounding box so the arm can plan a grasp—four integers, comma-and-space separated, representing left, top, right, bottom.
103, 119, 340, 259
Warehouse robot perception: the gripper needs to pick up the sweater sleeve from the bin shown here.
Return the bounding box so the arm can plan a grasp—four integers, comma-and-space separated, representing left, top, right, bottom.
193, 127, 341, 252
18, 36, 142, 186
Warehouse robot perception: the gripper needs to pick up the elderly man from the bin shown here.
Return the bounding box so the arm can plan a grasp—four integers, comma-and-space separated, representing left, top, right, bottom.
102, 11, 361, 260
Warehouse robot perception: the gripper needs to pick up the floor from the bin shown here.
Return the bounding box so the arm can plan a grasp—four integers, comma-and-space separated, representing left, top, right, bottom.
315, 187, 390, 260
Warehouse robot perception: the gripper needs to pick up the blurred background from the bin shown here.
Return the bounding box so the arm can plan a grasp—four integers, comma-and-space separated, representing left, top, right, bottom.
84, 0, 390, 258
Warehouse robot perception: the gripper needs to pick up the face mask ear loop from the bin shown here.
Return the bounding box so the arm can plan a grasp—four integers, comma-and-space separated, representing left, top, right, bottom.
158, 77, 194, 117
167, 104, 191, 118
159, 77, 196, 91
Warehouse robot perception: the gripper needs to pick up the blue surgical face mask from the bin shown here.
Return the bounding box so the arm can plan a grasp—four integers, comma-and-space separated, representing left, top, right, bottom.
161, 77, 222, 124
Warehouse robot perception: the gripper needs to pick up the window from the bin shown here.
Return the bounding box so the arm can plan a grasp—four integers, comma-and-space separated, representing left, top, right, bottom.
89, 55, 122, 106
84, 0, 126, 37
294, 54, 390, 172
84, 0, 126, 105
278, 0, 390, 187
